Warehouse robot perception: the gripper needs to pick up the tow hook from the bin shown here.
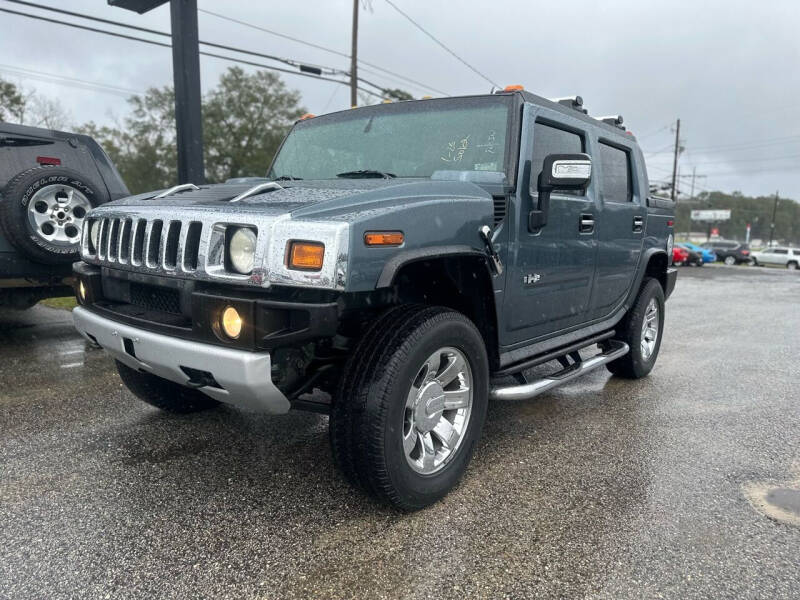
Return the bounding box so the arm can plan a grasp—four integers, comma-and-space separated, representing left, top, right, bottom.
479, 225, 503, 275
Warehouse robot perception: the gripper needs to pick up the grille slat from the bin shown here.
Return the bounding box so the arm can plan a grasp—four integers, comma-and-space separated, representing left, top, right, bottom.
145, 220, 163, 268
119, 219, 132, 263
164, 221, 181, 269
183, 222, 202, 271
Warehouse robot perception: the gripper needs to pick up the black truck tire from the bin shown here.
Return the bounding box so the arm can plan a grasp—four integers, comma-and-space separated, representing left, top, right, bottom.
606, 278, 665, 379
0, 166, 107, 264
116, 360, 220, 413
330, 305, 489, 511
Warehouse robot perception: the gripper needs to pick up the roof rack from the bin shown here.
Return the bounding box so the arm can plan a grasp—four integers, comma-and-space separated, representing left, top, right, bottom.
596, 115, 626, 130
550, 96, 588, 114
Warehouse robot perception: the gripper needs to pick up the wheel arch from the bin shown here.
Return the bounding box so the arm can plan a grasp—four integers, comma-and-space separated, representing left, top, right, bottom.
378, 249, 500, 371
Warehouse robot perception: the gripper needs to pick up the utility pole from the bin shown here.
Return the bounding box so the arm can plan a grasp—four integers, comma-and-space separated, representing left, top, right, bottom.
350, 0, 359, 107
109, 0, 205, 184
170, 0, 205, 184
670, 118, 681, 202
768, 190, 779, 247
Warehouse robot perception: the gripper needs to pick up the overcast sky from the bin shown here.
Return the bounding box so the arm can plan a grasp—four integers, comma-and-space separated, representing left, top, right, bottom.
1, 0, 798, 199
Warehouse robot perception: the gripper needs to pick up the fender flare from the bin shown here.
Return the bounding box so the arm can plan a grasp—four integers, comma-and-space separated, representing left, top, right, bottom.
375, 245, 489, 288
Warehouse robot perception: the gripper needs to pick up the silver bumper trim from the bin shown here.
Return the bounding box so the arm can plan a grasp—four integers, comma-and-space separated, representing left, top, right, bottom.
72, 306, 290, 413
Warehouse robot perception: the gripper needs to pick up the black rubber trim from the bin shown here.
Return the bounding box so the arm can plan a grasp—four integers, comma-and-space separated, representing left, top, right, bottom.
665, 267, 678, 299
376, 245, 487, 288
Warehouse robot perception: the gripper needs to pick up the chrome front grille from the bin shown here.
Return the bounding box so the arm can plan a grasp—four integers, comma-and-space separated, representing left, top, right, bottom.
90, 216, 203, 273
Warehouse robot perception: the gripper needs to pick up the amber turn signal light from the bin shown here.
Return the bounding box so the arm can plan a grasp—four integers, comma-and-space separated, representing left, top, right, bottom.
503, 84, 524, 91
288, 241, 325, 271
364, 231, 404, 247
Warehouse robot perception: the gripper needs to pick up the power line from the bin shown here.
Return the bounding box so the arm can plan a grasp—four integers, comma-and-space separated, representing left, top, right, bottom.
689, 133, 800, 152
196, 6, 449, 96
383, 0, 499, 88
0, 63, 144, 97
3, 1, 340, 75
0, 6, 387, 99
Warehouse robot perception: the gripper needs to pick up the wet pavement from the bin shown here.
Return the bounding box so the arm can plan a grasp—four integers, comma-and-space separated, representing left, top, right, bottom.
1, 264, 799, 599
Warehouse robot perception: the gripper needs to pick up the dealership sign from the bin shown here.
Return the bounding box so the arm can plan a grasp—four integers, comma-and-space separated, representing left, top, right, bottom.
691, 209, 731, 221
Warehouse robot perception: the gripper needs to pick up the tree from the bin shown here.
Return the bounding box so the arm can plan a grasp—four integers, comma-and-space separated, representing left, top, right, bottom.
203, 67, 305, 183
81, 67, 305, 194
0, 77, 69, 128
382, 88, 414, 101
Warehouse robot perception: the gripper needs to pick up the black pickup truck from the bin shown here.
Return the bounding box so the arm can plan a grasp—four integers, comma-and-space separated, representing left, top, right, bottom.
72, 89, 677, 509
0, 122, 128, 308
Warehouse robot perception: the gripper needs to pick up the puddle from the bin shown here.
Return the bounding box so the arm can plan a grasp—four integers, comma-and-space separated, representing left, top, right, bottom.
743, 464, 800, 527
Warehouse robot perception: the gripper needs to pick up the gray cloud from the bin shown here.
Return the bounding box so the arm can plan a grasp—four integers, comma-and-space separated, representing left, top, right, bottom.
1, 0, 798, 198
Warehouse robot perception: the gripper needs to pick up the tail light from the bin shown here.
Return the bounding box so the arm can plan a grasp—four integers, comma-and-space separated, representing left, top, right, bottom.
741, 250, 750, 255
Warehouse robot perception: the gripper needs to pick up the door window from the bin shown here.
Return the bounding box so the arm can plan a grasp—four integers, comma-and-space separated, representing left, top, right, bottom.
599, 143, 632, 202
774, 249, 788, 255
532, 122, 584, 196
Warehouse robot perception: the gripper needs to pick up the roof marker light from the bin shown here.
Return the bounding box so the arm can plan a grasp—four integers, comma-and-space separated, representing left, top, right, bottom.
503, 84, 524, 91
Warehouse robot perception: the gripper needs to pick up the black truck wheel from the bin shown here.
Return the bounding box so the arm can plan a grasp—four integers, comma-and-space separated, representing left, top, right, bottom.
0, 166, 107, 264
116, 361, 220, 413
330, 305, 489, 511
606, 278, 665, 379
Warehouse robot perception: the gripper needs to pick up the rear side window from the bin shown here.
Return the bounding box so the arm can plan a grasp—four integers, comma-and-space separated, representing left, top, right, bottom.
599, 142, 632, 202
532, 122, 584, 196
774, 249, 788, 255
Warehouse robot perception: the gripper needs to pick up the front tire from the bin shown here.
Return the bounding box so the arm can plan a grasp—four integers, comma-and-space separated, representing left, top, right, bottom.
787, 261, 798, 271
330, 305, 489, 511
115, 361, 220, 413
606, 278, 665, 379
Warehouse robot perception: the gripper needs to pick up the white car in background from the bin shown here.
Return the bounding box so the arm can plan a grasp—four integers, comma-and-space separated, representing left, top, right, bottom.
750, 247, 800, 270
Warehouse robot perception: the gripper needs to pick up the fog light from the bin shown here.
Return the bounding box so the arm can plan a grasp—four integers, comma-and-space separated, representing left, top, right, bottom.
78, 280, 87, 302
221, 306, 242, 339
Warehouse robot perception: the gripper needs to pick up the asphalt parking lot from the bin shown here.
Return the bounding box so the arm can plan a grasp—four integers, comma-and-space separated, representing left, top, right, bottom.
1, 265, 799, 599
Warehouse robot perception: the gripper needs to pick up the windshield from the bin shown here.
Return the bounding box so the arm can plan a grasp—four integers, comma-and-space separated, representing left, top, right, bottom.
268, 96, 512, 180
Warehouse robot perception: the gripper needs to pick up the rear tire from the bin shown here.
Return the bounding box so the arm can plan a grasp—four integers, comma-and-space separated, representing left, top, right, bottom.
606, 278, 665, 379
330, 305, 489, 511
724, 256, 736, 266
115, 360, 220, 413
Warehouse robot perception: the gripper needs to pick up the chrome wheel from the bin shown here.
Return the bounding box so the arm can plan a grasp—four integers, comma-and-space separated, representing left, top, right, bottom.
26, 184, 91, 247
403, 346, 473, 475
640, 298, 660, 360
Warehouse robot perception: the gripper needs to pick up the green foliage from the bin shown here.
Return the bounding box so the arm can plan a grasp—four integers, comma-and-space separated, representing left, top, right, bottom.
81, 67, 305, 194
382, 88, 414, 101
0, 78, 25, 122
675, 191, 800, 244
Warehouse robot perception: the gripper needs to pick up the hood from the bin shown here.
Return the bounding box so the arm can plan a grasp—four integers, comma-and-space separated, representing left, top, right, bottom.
103, 178, 493, 219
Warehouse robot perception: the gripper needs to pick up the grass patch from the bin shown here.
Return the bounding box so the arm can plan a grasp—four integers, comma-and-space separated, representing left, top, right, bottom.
39, 296, 77, 310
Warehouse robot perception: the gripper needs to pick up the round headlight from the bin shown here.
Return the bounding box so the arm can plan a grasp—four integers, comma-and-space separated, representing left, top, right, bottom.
229, 227, 257, 274
89, 221, 100, 251
221, 306, 242, 339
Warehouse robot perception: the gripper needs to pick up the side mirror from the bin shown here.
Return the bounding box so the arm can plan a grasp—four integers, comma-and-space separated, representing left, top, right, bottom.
528, 153, 592, 231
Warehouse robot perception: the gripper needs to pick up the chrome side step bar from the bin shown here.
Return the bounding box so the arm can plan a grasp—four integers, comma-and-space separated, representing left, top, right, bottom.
489, 341, 629, 401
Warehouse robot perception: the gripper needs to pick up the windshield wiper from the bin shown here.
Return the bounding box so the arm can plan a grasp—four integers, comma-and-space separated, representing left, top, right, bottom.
336, 169, 396, 179
273, 175, 303, 181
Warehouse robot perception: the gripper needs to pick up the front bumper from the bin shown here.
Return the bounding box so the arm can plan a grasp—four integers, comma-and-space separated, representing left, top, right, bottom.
73, 306, 290, 413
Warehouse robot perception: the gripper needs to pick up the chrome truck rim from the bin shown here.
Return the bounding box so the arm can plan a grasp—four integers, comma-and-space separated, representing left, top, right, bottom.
403, 346, 473, 475
641, 298, 660, 360
27, 185, 91, 247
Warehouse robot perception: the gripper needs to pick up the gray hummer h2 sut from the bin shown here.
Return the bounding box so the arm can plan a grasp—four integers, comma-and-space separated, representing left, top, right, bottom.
72, 89, 677, 510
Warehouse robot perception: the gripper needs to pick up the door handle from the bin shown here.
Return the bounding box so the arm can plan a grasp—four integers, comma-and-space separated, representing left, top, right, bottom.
579, 214, 594, 233
633, 216, 644, 233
